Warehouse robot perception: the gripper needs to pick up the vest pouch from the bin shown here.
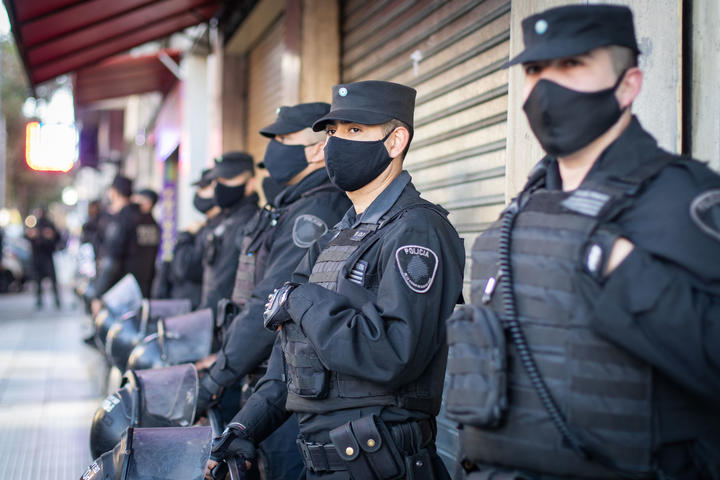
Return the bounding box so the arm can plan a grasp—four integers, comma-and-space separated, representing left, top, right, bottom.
404, 449, 436, 480
281, 323, 329, 399
446, 304, 507, 428
329, 415, 405, 480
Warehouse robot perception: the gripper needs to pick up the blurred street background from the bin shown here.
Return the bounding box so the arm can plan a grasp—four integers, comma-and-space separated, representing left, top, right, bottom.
0, 282, 105, 478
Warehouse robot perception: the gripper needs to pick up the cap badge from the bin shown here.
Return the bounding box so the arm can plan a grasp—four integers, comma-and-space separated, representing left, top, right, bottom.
276, 107, 281, 114
535, 19, 548, 35
338, 87, 348, 97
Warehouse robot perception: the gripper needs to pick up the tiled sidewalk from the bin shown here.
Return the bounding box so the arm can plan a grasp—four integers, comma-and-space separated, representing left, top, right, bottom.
0, 290, 106, 479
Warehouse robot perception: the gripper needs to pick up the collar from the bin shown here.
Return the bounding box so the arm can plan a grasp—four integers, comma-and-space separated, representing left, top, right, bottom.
337, 170, 412, 229
275, 169, 332, 207
543, 116, 660, 191
223, 192, 259, 213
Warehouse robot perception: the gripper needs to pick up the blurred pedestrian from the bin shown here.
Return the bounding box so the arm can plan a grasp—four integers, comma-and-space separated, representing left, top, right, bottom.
24, 206, 61, 308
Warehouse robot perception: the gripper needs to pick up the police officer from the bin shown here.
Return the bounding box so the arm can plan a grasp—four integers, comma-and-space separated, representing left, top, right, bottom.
196, 102, 350, 479
446, 5, 720, 479
200, 152, 259, 313
89, 174, 160, 309
205, 81, 465, 479
157, 169, 220, 308
25, 206, 62, 308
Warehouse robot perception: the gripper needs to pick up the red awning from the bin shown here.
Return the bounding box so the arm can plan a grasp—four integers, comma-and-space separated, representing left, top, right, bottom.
74, 50, 181, 106
4, 0, 221, 87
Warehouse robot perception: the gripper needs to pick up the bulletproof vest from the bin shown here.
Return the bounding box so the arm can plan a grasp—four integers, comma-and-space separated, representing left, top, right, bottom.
126, 212, 160, 298
458, 156, 677, 478
231, 206, 279, 305
283, 203, 449, 416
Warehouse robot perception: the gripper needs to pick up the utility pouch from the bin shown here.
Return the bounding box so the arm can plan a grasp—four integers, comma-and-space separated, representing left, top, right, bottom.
404, 449, 436, 480
281, 324, 329, 399
329, 415, 405, 480
446, 304, 508, 428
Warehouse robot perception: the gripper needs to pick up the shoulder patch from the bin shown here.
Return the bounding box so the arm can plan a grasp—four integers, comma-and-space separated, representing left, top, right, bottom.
395, 245, 439, 293
293, 214, 328, 248
690, 189, 720, 242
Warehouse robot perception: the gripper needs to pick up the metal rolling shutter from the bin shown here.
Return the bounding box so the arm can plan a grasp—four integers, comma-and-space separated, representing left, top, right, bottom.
247, 17, 285, 165
341, 0, 511, 471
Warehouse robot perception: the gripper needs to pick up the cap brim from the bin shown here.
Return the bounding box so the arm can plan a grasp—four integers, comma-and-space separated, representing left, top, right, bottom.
505, 37, 620, 68
259, 120, 306, 138
312, 109, 394, 131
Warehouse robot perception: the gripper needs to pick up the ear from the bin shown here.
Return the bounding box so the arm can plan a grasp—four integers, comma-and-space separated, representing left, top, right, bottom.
245, 175, 257, 195
616, 67, 642, 109
386, 126, 410, 159
306, 140, 326, 164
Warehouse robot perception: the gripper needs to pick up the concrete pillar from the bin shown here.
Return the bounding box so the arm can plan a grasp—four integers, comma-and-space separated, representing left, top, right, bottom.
692, 0, 720, 172
505, 0, 683, 200
300, 0, 339, 103
179, 54, 209, 229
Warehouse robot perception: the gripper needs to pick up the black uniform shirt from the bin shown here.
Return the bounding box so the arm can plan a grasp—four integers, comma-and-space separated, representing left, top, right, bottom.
209, 169, 350, 387
546, 117, 720, 476
201, 194, 259, 311
232, 171, 465, 444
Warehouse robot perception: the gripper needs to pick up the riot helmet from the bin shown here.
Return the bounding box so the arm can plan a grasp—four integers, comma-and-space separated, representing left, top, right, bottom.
89, 364, 199, 459
127, 309, 214, 371
105, 299, 192, 372
82, 426, 212, 480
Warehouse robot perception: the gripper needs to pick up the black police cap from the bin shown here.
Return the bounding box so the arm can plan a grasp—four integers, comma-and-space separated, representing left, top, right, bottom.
191, 168, 216, 187
312, 81, 416, 135
211, 152, 254, 180
507, 4, 640, 67
111, 175, 133, 198
260, 102, 331, 138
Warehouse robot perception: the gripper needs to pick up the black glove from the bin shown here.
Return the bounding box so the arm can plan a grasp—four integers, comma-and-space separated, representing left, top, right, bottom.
210, 422, 256, 464
262, 282, 299, 331
196, 370, 222, 416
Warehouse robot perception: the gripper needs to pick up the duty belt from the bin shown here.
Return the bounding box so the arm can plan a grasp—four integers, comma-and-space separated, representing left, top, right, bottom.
297, 419, 434, 473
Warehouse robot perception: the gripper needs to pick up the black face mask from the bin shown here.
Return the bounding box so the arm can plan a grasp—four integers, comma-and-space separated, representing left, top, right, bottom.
523, 72, 627, 157
324, 130, 394, 192
262, 176, 284, 206
193, 193, 215, 214
263, 139, 309, 185
214, 182, 246, 208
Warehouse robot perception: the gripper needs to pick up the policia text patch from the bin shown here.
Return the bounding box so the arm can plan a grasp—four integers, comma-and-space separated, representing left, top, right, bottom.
395, 245, 438, 293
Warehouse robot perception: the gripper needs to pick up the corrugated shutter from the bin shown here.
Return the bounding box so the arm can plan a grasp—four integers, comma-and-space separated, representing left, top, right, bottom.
247, 17, 285, 165
340, 0, 511, 471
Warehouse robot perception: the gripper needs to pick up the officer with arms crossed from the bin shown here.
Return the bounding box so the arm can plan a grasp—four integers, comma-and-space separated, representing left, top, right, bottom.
446, 5, 720, 479
205, 81, 465, 479
200, 153, 259, 313
196, 102, 351, 479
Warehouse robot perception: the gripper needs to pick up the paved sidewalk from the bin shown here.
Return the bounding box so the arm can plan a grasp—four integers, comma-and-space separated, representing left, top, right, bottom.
0, 289, 106, 479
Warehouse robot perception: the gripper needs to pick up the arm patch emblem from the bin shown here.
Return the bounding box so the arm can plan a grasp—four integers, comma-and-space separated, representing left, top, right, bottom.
293, 214, 328, 248
395, 245, 439, 293
690, 189, 720, 243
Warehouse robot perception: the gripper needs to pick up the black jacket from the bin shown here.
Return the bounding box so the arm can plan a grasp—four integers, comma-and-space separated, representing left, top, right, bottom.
200, 194, 259, 312
209, 169, 351, 386
230, 172, 465, 444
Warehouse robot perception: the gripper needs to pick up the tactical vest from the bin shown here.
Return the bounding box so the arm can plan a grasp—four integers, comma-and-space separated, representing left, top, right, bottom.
282, 204, 449, 416
231, 206, 278, 306
455, 156, 678, 478
127, 212, 160, 298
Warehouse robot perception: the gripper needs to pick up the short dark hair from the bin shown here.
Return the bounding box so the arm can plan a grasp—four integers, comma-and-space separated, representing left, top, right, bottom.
608, 45, 638, 76
381, 119, 411, 159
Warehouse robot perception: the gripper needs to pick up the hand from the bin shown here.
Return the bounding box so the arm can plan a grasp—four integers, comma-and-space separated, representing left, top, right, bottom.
263, 282, 299, 332
196, 371, 222, 416
91, 299, 103, 317
205, 423, 255, 478
195, 353, 217, 371
605, 237, 634, 275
